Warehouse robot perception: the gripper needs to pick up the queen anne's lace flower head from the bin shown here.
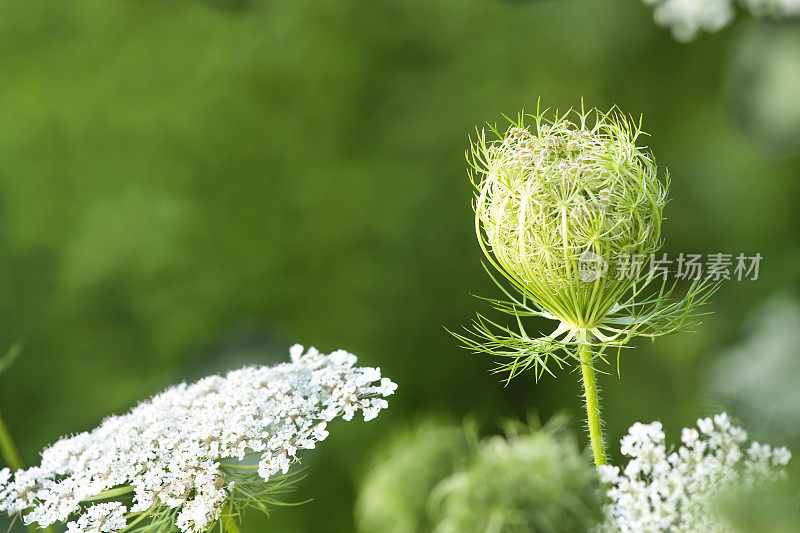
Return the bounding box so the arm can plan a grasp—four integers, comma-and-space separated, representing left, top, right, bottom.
457, 104, 714, 392
599, 413, 791, 532
470, 107, 666, 330
0, 345, 397, 532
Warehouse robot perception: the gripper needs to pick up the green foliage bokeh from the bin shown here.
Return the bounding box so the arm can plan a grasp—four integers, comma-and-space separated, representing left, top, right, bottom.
0, 0, 798, 531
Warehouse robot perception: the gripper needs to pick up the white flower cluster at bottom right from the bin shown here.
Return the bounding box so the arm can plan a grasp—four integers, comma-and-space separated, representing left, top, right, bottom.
599, 413, 791, 532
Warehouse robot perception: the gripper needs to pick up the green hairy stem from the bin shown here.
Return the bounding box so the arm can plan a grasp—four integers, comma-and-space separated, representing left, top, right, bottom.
578, 339, 607, 467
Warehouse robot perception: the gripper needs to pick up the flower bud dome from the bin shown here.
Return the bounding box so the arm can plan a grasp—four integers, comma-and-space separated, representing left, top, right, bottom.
471, 107, 667, 329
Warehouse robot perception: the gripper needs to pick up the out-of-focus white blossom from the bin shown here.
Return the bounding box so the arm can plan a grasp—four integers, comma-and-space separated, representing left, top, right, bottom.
0, 345, 396, 533
599, 413, 790, 532
739, 0, 800, 16
644, 0, 735, 41
725, 23, 800, 157
643, 0, 800, 42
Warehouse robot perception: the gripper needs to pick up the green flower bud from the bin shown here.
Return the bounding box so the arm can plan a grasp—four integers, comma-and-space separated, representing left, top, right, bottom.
470, 107, 667, 329
458, 104, 716, 468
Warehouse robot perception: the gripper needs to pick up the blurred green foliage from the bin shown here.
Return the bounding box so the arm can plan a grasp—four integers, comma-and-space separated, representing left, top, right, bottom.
0, 0, 798, 531
357, 417, 601, 533
356, 418, 474, 533
715, 475, 800, 533
429, 419, 601, 532
706, 292, 800, 445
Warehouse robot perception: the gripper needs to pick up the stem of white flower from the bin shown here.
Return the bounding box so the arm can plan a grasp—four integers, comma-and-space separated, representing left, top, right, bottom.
0, 406, 23, 471
120, 509, 153, 532
82, 485, 134, 502
578, 336, 607, 467
222, 516, 241, 533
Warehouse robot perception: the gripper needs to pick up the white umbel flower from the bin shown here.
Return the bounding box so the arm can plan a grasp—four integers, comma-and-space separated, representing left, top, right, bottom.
739, 0, 800, 16
644, 0, 735, 42
0, 345, 397, 533
599, 413, 790, 532
643, 0, 800, 42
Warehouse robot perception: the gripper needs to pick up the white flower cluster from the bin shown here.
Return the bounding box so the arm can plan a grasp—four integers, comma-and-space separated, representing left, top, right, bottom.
0, 345, 397, 533
642, 0, 800, 41
599, 413, 791, 532
739, 0, 800, 16
66, 503, 128, 533
643, 0, 734, 42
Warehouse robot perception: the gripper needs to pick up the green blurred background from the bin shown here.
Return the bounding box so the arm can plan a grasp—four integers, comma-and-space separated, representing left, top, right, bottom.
0, 1, 798, 531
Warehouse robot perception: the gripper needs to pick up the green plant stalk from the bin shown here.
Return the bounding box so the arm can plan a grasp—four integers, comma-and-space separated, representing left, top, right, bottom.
0, 406, 23, 471
578, 341, 607, 467
222, 516, 241, 533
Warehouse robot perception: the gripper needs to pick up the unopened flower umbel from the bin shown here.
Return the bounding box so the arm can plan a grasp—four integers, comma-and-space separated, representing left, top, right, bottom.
455, 105, 715, 467
0, 345, 397, 532
472, 107, 666, 330
599, 413, 791, 532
